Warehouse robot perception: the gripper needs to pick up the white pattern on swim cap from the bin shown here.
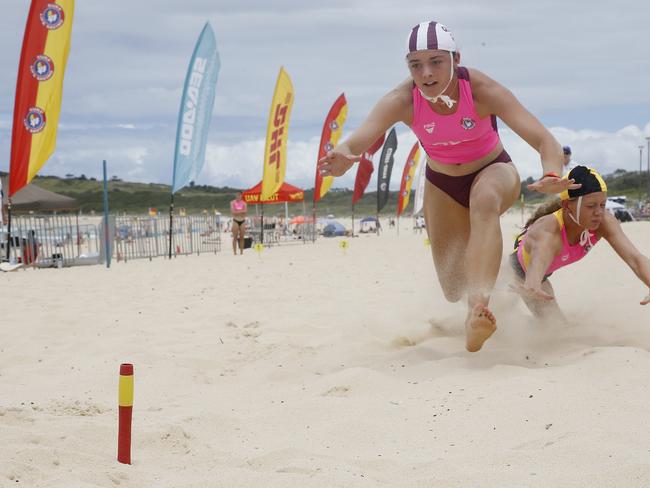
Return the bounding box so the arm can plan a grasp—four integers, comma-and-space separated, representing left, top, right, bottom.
406, 21, 456, 56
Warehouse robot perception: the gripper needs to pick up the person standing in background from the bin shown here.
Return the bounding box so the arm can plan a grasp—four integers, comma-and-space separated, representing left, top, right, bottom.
563, 146, 576, 172
230, 191, 247, 256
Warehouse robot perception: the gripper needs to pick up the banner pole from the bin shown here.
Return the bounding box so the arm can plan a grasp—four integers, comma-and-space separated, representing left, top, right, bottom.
102, 160, 111, 268
260, 204, 264, 244
168, 193, 175, 259
312, 201, 317, 243
5, 202, 12, 261
284, 201, 289, 237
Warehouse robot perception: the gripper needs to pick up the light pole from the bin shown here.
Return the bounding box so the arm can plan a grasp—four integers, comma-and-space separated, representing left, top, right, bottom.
639, 145, 644, 200
646, 136, 650, 199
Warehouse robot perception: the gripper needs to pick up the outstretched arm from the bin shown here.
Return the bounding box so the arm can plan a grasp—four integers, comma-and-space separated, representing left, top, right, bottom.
470, 69, 580, 195
601, 213, 650, 305
318, 82, 411, 177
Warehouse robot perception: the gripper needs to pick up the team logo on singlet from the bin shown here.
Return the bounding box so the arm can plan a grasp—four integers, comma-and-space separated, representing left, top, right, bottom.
423, 122, 435, 134
460, 117, 476, 130
561, 254, 569, 262
30, 55, 54, 81
24, 107, 46, 133
40, 4, 64, 30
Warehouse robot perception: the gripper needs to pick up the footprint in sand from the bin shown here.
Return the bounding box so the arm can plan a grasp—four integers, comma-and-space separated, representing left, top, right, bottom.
321, 386, 350, 397
0, 406, 36, 425
391, 318, 462, 348
47, 400, 107, 417
276, 466, 320, 475
392, 336, 417, 348
241, 329, 261, 338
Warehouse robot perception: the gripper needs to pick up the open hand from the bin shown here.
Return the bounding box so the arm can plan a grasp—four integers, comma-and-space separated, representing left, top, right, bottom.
509, 282, 555, 301
317, 151, 362, 177
527, 176, 581, 195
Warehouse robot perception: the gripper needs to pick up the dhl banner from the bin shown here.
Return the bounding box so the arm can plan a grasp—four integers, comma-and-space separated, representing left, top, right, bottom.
313, 93, 347, 203
397, 142, 421, 216
9, 0, 75, 197
261, 67, 294, 201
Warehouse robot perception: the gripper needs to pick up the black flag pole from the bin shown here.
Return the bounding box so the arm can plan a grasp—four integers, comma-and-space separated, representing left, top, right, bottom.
168, 193, 175, 259
5, 201, 12, 261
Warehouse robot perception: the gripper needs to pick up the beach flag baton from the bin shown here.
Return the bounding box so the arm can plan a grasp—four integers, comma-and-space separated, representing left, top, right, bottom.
339, 240, 349, 254
254, 243, 264, 258
118, 363, 134, 464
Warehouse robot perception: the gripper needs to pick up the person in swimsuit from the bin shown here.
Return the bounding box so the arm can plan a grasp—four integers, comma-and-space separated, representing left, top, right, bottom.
230, 192, 247, 256
510, 165, 650, 318
318, 21, 578, 352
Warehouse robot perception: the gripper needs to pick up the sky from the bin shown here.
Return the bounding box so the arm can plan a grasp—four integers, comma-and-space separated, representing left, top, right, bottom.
1, 0, 649, 191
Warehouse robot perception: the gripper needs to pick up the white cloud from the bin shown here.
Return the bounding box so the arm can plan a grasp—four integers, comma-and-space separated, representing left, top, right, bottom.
196, 123, 650, 190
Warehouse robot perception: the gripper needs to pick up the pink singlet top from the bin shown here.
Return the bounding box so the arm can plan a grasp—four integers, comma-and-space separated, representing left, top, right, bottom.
516, 210, 600, 275
410, 67, 500, 164
231, 200, 246, 212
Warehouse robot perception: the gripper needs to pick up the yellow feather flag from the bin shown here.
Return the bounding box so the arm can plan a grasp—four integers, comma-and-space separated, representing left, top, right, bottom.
261, 67, 294, 201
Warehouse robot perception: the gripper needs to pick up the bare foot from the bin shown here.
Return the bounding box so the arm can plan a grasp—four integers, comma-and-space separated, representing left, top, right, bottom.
465, 304, 497, 352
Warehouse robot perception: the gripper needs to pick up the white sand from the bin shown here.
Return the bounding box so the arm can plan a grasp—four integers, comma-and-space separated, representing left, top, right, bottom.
2, 212, 650, 487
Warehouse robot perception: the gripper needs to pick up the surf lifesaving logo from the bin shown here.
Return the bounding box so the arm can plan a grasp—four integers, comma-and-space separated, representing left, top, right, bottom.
30, 55, 54, 81
24, 107, 46, 133
460, 117, 476, 130
423, 122, 435, 134
40, 4, 64, 30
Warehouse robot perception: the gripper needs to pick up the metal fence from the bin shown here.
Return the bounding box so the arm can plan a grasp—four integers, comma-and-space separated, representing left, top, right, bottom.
1, 213, 222, 268
246, 215, 317, 246
113, 214, 221, 262
1, 214, 100, 268
1, 211, 325, 268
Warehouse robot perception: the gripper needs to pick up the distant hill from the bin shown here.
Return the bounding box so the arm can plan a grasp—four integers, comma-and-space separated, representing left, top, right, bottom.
28, 174, 401, 217
3, 168, 648, 216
